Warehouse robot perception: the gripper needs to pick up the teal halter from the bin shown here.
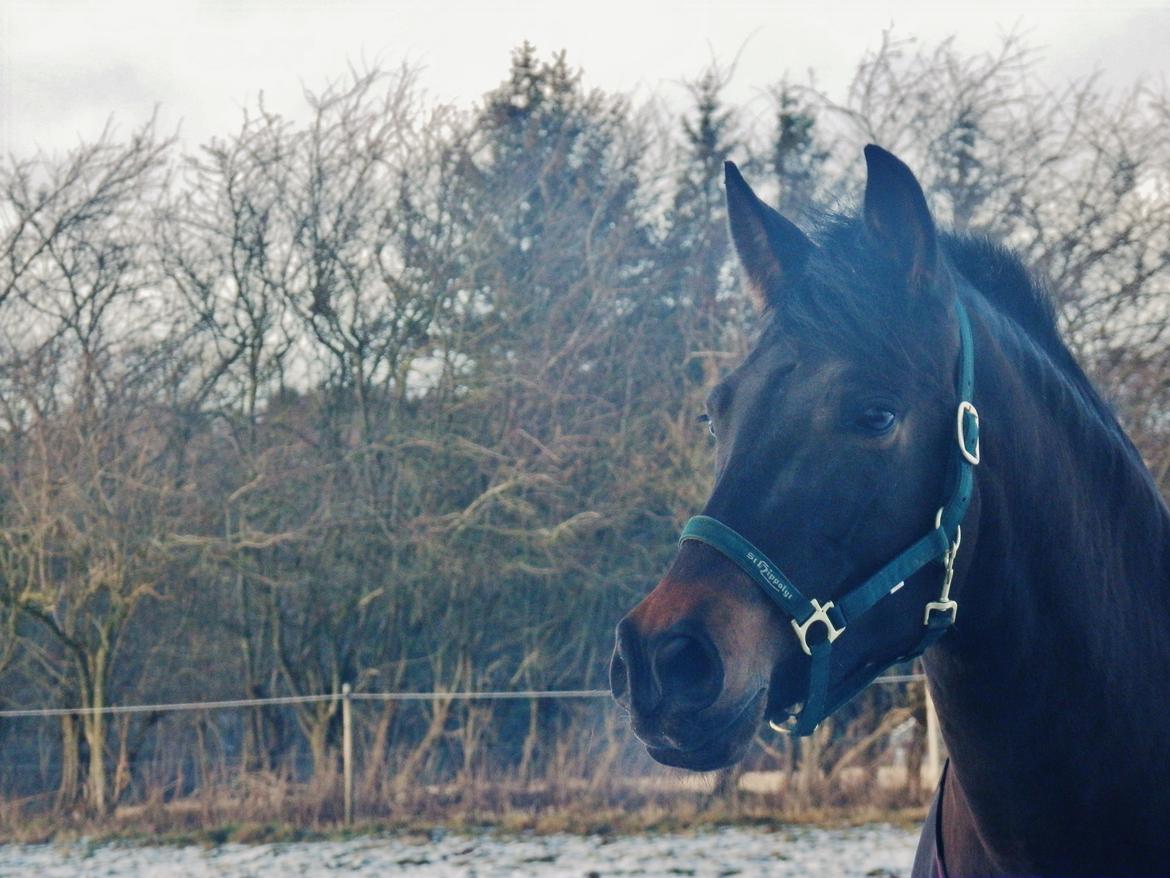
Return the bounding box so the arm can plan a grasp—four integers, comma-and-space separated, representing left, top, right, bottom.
679, 298, 980, 736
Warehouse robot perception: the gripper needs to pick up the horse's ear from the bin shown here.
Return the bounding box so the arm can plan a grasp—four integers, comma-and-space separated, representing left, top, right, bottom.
725, 161, 812, 313
862, 145, 939, 292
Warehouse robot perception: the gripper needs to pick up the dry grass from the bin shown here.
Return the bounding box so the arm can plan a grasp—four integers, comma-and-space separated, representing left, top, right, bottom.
0, 765, 931, 846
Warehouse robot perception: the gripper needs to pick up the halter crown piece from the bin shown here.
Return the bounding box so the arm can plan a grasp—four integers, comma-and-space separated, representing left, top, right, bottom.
679, 299, 980, 736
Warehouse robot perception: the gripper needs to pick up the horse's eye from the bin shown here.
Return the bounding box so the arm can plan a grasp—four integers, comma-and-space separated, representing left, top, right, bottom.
697, 412, 716, 438
857, 407, 897, 434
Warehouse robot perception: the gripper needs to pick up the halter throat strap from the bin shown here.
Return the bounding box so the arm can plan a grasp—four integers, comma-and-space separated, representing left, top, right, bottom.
679, 298, 980, 736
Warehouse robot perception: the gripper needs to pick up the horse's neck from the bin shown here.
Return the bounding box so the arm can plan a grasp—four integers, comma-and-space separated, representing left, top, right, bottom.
925, 307, 1170, 873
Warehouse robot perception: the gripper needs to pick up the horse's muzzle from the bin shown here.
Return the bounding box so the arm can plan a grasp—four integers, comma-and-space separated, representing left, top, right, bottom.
610, 608, 766, 769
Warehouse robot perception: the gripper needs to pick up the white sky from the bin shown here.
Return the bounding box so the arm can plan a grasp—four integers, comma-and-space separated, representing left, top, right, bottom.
1, 0, 1167, 158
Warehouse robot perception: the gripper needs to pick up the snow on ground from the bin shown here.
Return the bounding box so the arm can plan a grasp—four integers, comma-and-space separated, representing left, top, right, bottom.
0, 824, 920, 877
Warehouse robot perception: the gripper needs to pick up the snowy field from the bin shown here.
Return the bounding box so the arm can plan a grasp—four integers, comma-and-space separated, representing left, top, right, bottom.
0, 824, 920, 877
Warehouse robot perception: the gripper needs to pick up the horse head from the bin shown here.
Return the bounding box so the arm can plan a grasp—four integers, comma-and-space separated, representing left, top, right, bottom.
610, 146, 979, 771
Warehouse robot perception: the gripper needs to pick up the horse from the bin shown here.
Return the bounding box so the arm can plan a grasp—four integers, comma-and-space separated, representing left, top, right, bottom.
609, 145, 1170, 877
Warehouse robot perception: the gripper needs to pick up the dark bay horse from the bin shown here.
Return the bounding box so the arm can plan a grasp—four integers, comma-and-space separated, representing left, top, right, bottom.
609, 145, 1170, 877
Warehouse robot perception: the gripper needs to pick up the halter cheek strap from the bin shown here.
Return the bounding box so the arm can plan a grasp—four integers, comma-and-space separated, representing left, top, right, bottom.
679, 298, 980, 736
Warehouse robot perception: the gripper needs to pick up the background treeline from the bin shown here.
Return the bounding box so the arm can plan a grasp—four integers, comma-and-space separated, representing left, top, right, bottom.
0, 35, 1168, 831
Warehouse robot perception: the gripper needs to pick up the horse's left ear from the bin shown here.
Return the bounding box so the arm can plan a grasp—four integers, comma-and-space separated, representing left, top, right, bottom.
725, 161, 813, 313
862, 145, 940, 293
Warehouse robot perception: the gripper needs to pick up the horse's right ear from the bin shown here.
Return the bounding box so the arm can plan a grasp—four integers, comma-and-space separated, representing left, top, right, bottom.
725, 161, 812, 313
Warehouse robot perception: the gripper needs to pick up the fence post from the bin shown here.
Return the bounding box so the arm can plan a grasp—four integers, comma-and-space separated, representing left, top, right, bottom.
923, 681, 942, 791
342, 683, 353, 826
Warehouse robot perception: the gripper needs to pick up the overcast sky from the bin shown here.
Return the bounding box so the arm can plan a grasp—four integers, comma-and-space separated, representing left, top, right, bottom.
1, 0, 1167, 159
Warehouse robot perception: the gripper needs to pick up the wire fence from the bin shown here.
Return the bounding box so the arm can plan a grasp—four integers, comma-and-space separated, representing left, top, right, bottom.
0, 675, 925, 719
0, 678, 921, 716
0, 689, 607, 719
0, 674, 935, 825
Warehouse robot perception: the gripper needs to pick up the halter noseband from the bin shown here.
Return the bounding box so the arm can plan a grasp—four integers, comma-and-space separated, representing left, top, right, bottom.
679, 298, 980, 736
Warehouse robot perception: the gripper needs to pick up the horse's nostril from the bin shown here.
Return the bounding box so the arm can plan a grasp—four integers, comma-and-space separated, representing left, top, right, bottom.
652, 631, 722, 710
654, 635, 706, 692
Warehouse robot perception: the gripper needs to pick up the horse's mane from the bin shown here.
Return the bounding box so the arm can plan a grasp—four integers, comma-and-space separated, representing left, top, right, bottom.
941, 233, 1160, 486
941, 235, 1062, 359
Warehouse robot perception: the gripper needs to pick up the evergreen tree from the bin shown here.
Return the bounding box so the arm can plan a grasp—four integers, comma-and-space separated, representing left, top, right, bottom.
662, 65, 740, 384
769, 86, 828, 220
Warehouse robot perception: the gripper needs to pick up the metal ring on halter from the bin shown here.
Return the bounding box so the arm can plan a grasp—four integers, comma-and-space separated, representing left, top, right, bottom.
768, 715, 799, 734
934, 508, 962, 555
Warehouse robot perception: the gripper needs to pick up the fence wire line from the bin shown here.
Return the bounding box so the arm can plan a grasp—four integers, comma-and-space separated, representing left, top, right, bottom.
0, 675, 925, 719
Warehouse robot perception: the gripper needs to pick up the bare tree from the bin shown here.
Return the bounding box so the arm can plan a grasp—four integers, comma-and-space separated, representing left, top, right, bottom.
0, 120, 186, 813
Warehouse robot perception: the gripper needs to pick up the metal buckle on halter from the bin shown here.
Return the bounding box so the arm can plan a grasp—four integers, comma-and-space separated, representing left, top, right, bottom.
924, 598, 958, 626
791, 599, 843, 656
924, 516, 961, 626
956, 400, 981, 466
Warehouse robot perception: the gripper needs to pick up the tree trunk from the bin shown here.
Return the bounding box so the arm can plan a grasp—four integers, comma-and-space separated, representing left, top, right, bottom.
56, 714, 81, 808
82, 663, 108, 814
393, 697, 451, 795
360, 700, 398, 795
517, 698, 540, 782
795, 721, 830, 803
304, 700, 338, 785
